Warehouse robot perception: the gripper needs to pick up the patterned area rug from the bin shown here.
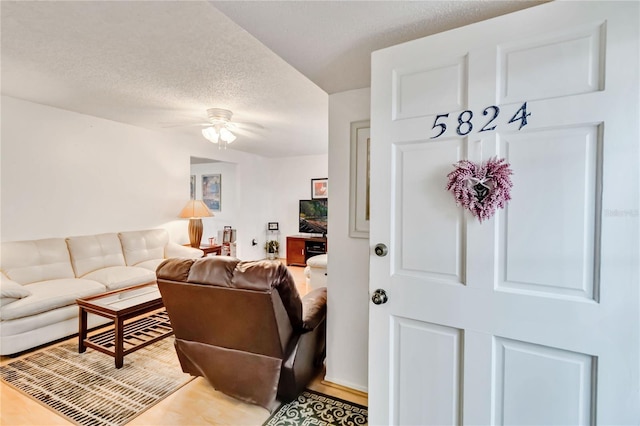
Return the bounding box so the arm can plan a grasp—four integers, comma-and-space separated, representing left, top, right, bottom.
0, 338, 192, 426
264, 389, 368, 426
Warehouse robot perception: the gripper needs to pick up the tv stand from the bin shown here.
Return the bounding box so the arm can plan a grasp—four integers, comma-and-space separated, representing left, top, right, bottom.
286, 235, 327, 266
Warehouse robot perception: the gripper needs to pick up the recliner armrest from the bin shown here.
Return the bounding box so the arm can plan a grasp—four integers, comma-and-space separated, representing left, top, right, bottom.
301, 287, 327, 331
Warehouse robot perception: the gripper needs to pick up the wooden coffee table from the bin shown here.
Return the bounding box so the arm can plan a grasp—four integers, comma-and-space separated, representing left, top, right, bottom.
76, 282, 173, 368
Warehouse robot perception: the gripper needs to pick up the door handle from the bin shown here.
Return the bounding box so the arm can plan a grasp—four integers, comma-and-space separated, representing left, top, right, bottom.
371, 289, 388, 305
374, 243, 388, 257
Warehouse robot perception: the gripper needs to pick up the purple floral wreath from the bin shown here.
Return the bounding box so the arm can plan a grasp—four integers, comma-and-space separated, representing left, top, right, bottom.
446, 157, 513, 222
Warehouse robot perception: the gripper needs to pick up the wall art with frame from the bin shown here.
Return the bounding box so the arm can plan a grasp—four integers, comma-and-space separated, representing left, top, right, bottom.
202, 174, 221, 212
349, 120, 370, 238
311, 178, 328, 199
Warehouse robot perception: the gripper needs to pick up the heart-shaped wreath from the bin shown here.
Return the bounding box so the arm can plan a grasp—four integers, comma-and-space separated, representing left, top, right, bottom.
446, 157, 513, 222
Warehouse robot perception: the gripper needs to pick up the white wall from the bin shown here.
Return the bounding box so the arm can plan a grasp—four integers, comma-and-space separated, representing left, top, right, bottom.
190, 161, 239, 247
326, 87, 371, 392
0, 95, 271, 262
268, 155, 328, 254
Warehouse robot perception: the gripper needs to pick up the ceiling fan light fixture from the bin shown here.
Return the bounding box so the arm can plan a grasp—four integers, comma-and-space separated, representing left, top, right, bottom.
219, 127, 236, 143
202, 124, 236, 149
201, 126, 219, 143
201, 108, 238, 149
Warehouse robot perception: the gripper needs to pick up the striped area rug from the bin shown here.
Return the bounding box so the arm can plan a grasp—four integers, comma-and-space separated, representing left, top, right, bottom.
0, 338, 192, 426
264, 389, 368, 426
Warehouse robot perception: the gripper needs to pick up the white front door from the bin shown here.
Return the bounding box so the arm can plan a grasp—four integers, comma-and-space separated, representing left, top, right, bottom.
369, 2, 639, 425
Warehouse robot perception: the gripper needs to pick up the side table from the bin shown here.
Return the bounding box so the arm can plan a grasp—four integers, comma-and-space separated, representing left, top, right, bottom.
184, 244, 222, 256
201, 244, 222, 256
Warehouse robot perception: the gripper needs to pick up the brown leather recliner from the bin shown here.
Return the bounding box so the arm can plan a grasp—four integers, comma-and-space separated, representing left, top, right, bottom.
156, 257, 327, 411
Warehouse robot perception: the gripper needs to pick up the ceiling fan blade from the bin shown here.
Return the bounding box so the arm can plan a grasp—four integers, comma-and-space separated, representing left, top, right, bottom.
160, 122, 210, 128
234, 121, 264, 130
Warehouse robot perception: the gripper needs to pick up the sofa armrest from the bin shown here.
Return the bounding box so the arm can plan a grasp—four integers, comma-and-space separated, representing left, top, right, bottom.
165, 242, 204, 259
301, 287, 327, 331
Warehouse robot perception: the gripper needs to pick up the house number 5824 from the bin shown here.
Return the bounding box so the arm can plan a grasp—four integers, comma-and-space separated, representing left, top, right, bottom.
430, 102, 531, 139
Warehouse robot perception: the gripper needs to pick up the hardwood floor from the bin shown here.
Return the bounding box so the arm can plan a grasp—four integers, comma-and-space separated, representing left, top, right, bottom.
0, 263, 367, 425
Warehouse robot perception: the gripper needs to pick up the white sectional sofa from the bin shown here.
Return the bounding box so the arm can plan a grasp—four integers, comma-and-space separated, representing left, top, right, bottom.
0, 229, 202, 355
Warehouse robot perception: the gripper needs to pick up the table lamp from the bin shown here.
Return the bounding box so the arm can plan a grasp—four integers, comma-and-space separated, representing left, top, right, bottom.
179, 200, 213, 248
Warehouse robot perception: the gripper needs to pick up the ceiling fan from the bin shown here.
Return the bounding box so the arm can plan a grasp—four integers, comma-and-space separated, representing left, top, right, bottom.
162, 108, 261, 149
200, 108, 238, 149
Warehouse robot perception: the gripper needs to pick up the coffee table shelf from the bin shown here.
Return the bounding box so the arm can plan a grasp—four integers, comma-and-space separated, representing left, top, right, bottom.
85, 310, 172, 354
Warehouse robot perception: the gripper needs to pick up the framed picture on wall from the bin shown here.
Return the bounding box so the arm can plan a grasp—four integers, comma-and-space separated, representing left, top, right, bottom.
190, 175, 196, 200
349, 120, 370, 238
202, 174, 221, 212
311, 178, 328, 199
268, 222, 279, 231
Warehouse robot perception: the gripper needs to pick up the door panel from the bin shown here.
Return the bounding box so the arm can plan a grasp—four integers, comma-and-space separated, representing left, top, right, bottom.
494, 337, 595, 425
393, 55, 468, 120
370, 2, 639, 425
498, 23, 605, 103
499, 125, 601, 300
392, 318, 462, 425
395, 139, 465, 282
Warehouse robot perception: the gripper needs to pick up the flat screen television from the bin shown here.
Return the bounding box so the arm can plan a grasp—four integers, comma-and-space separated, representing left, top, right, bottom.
299, 199, 328, 237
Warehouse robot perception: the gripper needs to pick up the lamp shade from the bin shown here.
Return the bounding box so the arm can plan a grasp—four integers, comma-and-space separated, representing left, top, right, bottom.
179, 200, 213, 219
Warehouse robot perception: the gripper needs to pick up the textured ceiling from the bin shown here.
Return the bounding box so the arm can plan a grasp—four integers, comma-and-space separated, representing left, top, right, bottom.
1, 0, 545, 158
213, 0, 546, 94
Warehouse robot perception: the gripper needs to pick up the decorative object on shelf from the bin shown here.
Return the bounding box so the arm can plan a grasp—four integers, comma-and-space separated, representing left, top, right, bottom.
178, 200, 213, 247
201, 108, 237, 149
446, 157, 513, 222
202, 174, 221, 212
264, 239, 280, 260
266, 222, 280, 260
311, 178, 328, 200
349, 120, 370, 238
220, 226, 236, 256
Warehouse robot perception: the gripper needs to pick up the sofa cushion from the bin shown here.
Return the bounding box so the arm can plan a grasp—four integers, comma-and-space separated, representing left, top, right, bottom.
0, 239, 75, 284
135, 259, 165, 272
0, 274, 31, 299
82, 266, 155, 291
0, 279, 106, 321
119, 229, 168, 266
0, 274, 32, 307
66, 233, 126, 277
165, 242, 204, 259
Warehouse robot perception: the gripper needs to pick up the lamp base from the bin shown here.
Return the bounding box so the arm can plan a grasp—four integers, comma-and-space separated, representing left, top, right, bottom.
188, 218, 203, 248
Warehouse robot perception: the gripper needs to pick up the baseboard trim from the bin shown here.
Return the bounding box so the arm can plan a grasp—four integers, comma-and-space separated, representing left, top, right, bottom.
320, 379, 368, 399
